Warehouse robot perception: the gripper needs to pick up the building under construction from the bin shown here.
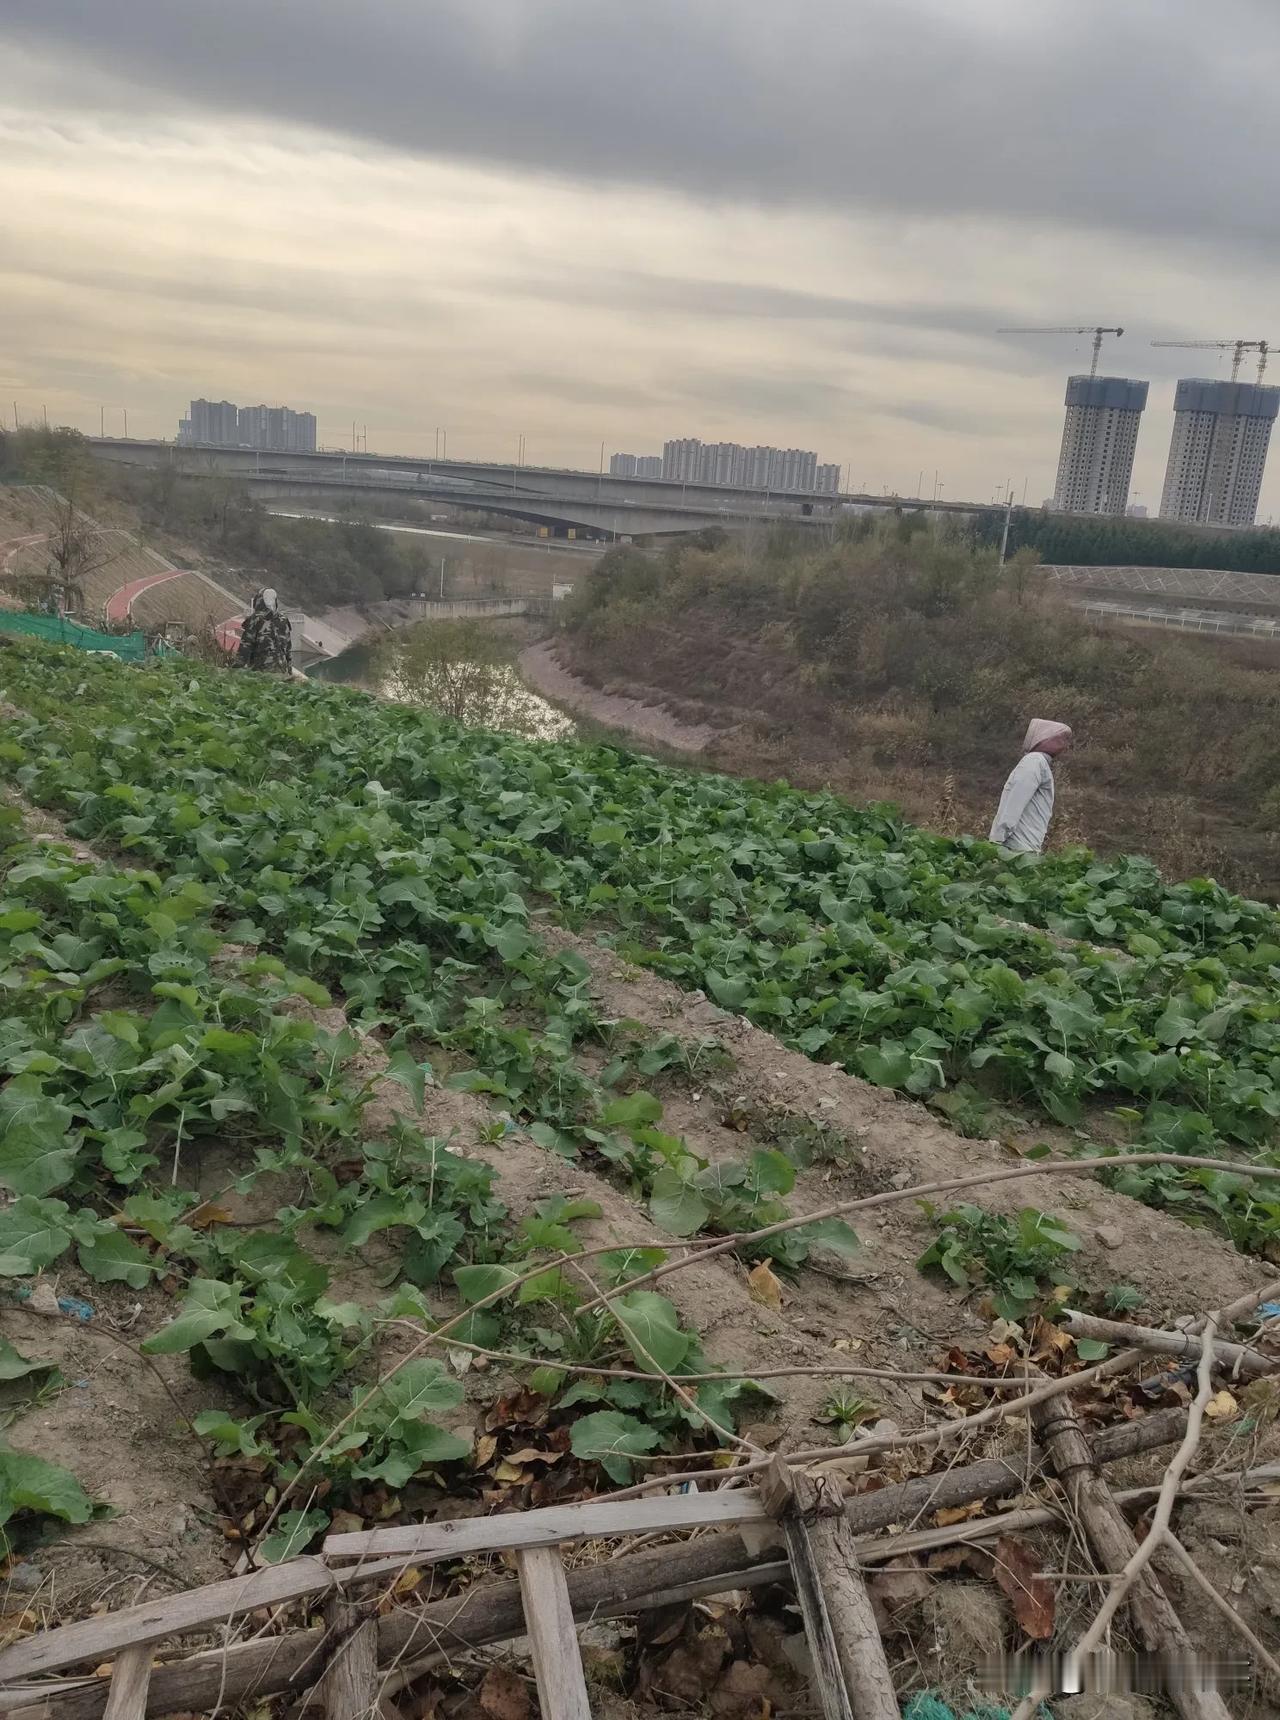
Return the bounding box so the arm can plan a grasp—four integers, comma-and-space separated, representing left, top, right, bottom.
1158, 378, 1279, 528
1052, 376, 1149, 515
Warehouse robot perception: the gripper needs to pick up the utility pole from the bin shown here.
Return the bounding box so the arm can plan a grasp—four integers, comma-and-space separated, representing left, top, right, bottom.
122, 408, 128, 438
439, 557, 446, 600
998, 492, 1015, 566
100, 406, 105, 438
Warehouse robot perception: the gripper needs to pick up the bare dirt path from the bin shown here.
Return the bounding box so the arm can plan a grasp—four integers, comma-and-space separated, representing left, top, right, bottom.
519, 639, 717, 753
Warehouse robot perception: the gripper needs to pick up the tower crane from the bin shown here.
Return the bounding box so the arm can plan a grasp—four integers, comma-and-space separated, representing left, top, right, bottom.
996, 325, 1124, 378
1149, 338, 1270, 383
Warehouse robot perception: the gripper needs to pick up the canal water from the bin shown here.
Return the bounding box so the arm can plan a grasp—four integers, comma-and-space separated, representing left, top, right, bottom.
310, 635, 574, 742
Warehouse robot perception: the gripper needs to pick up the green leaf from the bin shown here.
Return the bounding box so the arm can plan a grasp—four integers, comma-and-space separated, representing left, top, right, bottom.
600, 1246, 667, 1285
76, 1226, 159, 1290
453, 1263, 520, 1306
0, 1445, 96, 1555
1074, 1338, 1110, 1361
569, 1410, 660, 1483
0, 1196, 73, 1275
0, 1340, 63, 1402
340, 1191, 423, 1249
610, 1290, 690, 1374
380, 1359, 465, 1422
353, 1423, 470, 1485
0, 1078, 80, 1196
748, 1150, 795, 1197
796, 1217, 861, 1260
141, 1279, 250, 1354
602, 1091, 663, 1130
257, 1508, 330, 1565
648, 1168, 710, 1237
383, 1047, 432, 1114
192, 1410, 271, 1458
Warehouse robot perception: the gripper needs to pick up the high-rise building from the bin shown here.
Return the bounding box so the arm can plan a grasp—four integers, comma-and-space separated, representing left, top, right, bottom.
1158, 379, 1280, 528
658, 436, 833, 490
177, 398, 315, 451
236, 405, 317, 453
1052, 376, 1148, 515
181, 399, 240, 444
699, 442, 747, 485
662, 438, 704, 482
609, 452, 663, 478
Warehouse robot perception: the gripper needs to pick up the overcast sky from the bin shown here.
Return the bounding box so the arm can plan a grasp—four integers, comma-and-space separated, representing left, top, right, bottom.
4, 0, 1279, 513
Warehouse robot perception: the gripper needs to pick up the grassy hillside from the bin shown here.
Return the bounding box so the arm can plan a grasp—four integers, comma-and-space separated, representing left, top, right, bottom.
561, 519, 1280, 895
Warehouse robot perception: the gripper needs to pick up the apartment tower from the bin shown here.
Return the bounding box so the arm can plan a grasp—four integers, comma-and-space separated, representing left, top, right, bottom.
1052, 376, 1148, 515
1158, 379, 1280, 528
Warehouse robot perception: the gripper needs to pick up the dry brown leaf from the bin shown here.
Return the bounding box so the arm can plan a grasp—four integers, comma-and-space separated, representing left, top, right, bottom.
492, 1460, 530, 1484
1203, 1390, 1237, 1420
187, 1202, 234, 1230
709, 1658, 773, 1717
478, 1664, 530, 1720
505, 1447, 562, 1464
473, 1434, 499, 1469
984, 1342, 1016, 1366
747, 1261, 783, 1310
993, 1535, 1055, 1640
392, 1566, 423, 1596
934, 1501, 985, 1527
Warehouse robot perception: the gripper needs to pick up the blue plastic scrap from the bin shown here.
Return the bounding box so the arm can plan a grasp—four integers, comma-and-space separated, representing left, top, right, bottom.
903, 1699, 1052, 1720
5, 1286, 94, 1322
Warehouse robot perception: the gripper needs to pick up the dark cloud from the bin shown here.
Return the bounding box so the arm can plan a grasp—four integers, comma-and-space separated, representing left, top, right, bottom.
4, 0, 1278, 254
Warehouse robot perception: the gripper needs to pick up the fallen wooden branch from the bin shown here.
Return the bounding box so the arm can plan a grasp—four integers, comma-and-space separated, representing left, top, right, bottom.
1031, 1382, 1231, 1720
762, 1457, 896, 1720
1, 1408, 1188, 1720
1073, 1314, 1219, 1661
319, 1599, 379, 1720
1061, 1309, 1276, 1380
1157, 1532, 1280, 1687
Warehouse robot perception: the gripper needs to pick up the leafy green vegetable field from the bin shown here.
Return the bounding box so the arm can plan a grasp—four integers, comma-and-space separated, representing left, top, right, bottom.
0, 637, 1277, 1553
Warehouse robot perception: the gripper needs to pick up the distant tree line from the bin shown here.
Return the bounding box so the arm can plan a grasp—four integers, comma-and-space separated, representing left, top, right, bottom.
966, 506, 1280, 576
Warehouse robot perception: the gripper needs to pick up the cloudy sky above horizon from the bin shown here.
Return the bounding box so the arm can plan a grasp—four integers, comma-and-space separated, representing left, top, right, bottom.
4, 0, 1280, 514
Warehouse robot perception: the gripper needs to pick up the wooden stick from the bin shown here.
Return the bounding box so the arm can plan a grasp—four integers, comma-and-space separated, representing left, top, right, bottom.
762, 1459, 895, 1720
1031, 1387, 1231, 1720
99, 1649, 150, 1720
320, 1600, 378, 1720
1158, 1532, 1280, 1686
325, 1486, 769, 1561
515, 1547, 592, 1720
1073, 1315, 1219, 1660
2, 1408, 1188, 1720
1061, 1309, 1275, 1380
0, 1554, 413, 1684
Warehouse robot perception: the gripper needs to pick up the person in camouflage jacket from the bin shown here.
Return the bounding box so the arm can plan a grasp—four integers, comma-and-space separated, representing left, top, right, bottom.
235, 588, 292, 673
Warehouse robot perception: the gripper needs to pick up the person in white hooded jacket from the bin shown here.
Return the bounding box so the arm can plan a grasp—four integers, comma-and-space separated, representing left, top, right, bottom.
989, 719, 1073, 853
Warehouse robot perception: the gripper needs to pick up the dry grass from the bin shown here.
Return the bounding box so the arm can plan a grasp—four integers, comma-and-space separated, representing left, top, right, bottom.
561, 524, 1280, 897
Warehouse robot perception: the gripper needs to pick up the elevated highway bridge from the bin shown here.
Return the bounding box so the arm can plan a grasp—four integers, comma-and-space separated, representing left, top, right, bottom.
87, 438, 989, 540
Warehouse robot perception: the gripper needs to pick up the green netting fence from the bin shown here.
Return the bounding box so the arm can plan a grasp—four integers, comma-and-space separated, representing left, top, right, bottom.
0, 611, 171, 663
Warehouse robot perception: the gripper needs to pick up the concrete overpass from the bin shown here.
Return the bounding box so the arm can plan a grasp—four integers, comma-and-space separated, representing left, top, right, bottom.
87, 437, 993, 540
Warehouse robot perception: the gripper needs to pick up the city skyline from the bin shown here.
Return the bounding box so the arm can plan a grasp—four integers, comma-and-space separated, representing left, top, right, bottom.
4, 2, 1280, 520
179, 397, 318, 453
612, 439, 841, 493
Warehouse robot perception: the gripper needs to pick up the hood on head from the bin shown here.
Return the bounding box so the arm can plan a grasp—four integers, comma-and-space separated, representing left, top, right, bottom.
1022, 719, 1072, 753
